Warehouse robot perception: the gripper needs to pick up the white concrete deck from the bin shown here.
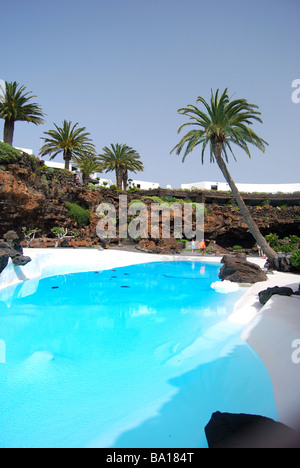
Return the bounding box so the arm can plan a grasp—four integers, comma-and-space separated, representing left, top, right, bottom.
242, 294, 300, 431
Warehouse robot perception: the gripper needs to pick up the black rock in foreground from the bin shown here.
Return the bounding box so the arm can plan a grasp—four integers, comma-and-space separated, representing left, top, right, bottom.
205, 412, 300, 448
0, 231, 31, 275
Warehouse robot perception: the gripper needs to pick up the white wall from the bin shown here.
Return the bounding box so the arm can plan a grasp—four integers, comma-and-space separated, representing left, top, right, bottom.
15, 146, 33, 155
129, 180, 160, 190
181, 181, 300, 194
91, 177, 160, 189
95, 178, 116, 187
44, 161, 77, 171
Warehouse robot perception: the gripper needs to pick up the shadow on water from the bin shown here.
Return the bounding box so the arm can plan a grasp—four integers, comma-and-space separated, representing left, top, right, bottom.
111, 342, 278, 449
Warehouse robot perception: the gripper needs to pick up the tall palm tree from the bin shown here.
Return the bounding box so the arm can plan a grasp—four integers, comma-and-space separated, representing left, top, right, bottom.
98, 143, 144, 190
40, 120, 96, 170
0, 81, 45, 146
72, 152, 103, 185
171, 88, 277, 260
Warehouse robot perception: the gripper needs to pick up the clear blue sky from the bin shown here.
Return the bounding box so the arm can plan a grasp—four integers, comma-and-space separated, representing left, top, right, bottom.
1, 0, 299, 187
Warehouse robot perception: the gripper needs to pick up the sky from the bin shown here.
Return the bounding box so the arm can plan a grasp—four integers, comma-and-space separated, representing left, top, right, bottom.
1, 0, 299, 188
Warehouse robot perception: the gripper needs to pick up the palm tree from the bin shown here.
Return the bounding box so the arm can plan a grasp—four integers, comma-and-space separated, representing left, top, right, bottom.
0, 81, 45, 146
72, 152, 103, 185
171, 88, 277, 260
98, 143, 144, 190
40, 120, 96, 170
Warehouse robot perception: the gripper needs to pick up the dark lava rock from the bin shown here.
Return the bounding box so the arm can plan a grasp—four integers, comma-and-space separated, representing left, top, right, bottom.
219, 255, 268, 283
0, 231, 31, 275
259, 286, 294, 305
0, 253, 9, 275
266, 253, 292, 273
12, 255, 32, 267
205, 411, 300, 448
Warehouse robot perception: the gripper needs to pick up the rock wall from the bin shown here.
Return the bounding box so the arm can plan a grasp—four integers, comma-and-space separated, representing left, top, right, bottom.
205, 204, 300, 248
0, 154, 299, 248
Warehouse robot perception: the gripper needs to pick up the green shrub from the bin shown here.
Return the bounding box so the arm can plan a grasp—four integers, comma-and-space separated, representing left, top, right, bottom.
265, 233, 279, 248
87, 183, 99, 191
291, 249, 300, 271
65, 202, 91, 226
280, 244, 293, 253
0, 142, 22, 164
289, 235, 300, 248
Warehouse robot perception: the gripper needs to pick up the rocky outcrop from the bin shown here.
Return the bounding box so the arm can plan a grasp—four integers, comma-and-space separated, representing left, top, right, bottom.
0, 231, 31, 275
219, 255, 268, 283
137, 238, 183, 254
266, 253, 292, 273
205, 411, 300, 448
205, 204, 300, 248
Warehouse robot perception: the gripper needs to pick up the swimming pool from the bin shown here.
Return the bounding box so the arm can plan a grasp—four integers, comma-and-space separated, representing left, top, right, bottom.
0, 261, 277, 448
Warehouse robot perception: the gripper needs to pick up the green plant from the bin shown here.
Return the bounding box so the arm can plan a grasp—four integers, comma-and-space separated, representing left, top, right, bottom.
280, 244, 293, 253
73, 152, 102, 184
261, 199, 271, 207
51, 227, 74, 248
87, 183, 99, 190
0, 141, 21, 164
288, 235, 300, 248
22, 227, 41, 247
232, 245, 243, 250
65, 202, 91, 226
291, 249, 300, 271
265, 233, 279, 249
30, 155, 38, 171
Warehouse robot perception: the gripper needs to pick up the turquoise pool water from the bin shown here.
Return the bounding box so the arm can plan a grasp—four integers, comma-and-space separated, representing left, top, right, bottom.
0, 261, 277, 448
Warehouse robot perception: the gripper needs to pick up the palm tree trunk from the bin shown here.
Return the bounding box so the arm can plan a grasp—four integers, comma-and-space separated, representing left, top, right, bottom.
82, 173, 88, 185
116, 168, 123, 190
64, 149, 72, 170
3, 120, 15, 146
213, 142, 277, 260
122, 169, 128, 191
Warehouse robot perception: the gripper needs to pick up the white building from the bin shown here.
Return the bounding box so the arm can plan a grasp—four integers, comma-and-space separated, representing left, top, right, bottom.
43, 163, 160, 189
181, 181, 300, 194
44, 161, 77, 171
15, 146, 33, 155
91, 176, 160, 190
128, 179, 160, 190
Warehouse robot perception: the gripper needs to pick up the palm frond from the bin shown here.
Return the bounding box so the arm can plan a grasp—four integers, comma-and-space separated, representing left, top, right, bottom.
171, 88, 268, 164
39, 120, 96, 162
0, 81, 45, 124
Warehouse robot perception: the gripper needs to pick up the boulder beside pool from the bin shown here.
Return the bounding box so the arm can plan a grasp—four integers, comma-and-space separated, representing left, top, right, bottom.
219, 255, 268, 284
258, 286, 294, 305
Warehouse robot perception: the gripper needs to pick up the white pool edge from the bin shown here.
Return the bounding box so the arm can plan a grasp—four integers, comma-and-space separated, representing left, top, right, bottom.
0, 248, 224, 291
